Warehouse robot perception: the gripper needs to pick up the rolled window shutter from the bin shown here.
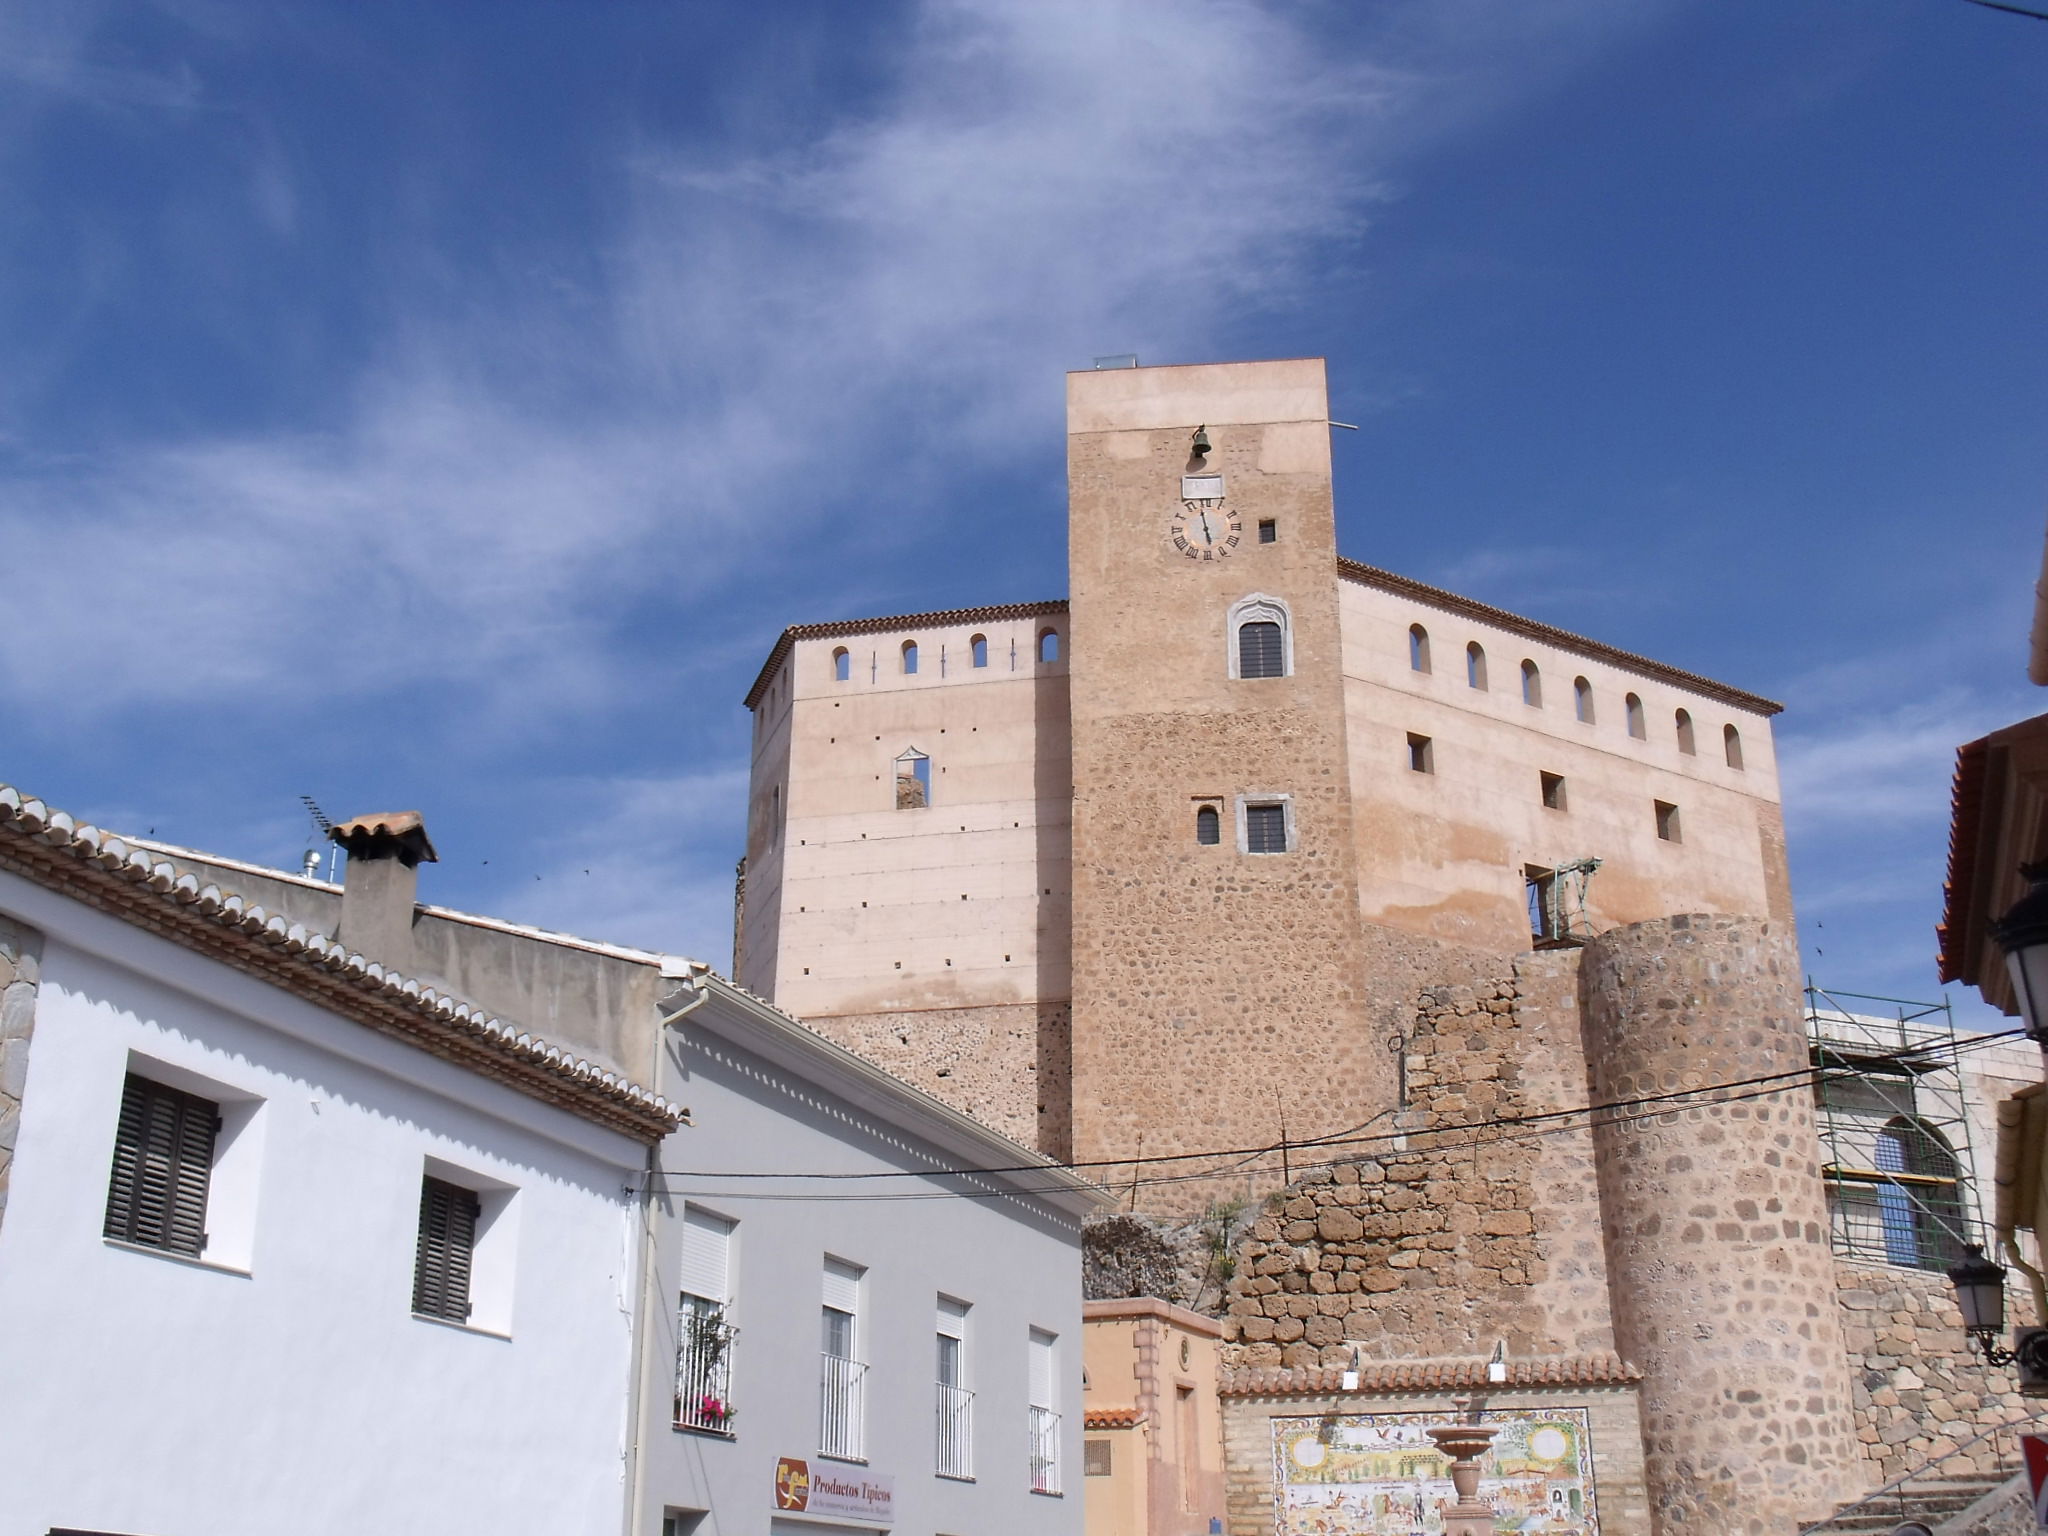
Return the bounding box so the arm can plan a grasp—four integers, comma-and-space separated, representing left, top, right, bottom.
1029, 1329, 1056, 1409
937, 1296, 967, 1339
823, 1258, 862, 1316
679, 1207, 733, 1304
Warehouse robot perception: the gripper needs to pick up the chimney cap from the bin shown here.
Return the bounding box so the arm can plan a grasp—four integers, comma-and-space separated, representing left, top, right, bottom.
328, 811, 439, 868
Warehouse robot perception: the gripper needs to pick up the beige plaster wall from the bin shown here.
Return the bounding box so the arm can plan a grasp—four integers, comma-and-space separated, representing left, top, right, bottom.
1337, 574, 1788, 952
1083, 1298, 1228, 1536
740, 620, 1071, 980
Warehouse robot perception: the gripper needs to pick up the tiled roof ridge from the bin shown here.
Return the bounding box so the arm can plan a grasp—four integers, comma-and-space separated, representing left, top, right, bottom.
1218, 1351, 1641, 1397
1336, 558, 1782, 716
0, 785, 681, 1143
743, 599, 1069, 708
1084, 1407, 1145, 1429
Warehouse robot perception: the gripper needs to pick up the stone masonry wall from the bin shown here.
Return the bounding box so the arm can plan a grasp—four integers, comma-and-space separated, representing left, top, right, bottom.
0, 912, 45, 1236
806, 999, 1071, 1155
1581, 913, 1863, 1533
1218, 955, 1617, 1367
1836, 1259, 2041, 1487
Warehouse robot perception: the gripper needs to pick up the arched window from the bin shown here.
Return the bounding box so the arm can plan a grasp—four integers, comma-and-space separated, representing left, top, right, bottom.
1038, 629, 1060, 664
1573, 677, 1594, 724
1195, 805, 1221, 845
1625, 693, 1646, 740
1520, 659, 1541, 707
970, 634, 988, 668
832, 647, 850, 683
1724, 724, 1744, 770
1675, 708, 1696, 755
1228, 594, 1291, 680
1466, 642, 1488, 691
902, 639, 919, 675
1409, 624, 1431, 674
1873, 1118, 1964, 1270
894, 748, 931, 809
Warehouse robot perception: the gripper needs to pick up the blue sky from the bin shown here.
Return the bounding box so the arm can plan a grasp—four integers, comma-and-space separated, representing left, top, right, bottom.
1, 0, 2042, 1026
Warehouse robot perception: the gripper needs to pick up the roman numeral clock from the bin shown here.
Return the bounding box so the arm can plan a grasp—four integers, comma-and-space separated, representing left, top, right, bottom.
1171, 473, 1241, 560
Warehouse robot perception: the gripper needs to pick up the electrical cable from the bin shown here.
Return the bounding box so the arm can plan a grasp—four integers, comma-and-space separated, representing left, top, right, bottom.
639, 1023, 2030, 1204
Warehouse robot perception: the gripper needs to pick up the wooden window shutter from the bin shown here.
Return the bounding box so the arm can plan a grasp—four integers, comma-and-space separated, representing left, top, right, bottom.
413, 1176, 481, 1322
103, 1073, 218, 1257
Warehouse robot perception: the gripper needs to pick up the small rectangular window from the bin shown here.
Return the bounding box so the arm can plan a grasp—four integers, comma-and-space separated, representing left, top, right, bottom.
1406, 733, 1433, 774
1244, 802, 1288, 854
1656, 800, 1682, 843
413, 1176, 481, 1322
1085, 1439, 1114, 1476
1257, 519, 1276, 544
1540, 771, 1566, 810
104, 1073, 218, 1257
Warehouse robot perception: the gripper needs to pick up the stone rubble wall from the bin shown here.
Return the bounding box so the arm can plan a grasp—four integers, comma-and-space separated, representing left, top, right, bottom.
0, 912, 44, 1236
801, 999, 1072, 1156
1836, 1260, 2044, 1486
1218, 959, 1618, 1367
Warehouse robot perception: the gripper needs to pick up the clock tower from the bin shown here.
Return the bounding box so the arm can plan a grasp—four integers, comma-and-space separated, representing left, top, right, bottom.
1065, 358, 1388, 1211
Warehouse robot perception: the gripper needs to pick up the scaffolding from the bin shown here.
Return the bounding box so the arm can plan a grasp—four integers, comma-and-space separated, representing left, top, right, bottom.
1806, 983, 1979, 1274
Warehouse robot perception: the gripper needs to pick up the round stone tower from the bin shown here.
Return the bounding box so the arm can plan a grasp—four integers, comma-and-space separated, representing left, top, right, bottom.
1580, 913, 1861, 1533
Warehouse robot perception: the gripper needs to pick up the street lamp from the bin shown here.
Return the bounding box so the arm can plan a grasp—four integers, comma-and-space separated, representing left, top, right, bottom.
1948, 1245, 2011, 1360
1993, 864, 2048, 1044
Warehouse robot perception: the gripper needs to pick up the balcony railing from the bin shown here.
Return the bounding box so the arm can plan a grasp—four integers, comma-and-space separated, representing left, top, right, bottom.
1029, 1404, 1062, 1495
675, 1309, 738, 1433
820, 1353, 868, 1460
936, 1382, 974, 1479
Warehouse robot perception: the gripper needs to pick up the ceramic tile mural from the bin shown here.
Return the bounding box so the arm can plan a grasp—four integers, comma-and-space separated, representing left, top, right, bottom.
1270, 1408, 1597, 1534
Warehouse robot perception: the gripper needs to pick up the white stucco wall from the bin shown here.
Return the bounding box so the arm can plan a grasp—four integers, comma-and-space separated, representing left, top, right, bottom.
0, 869, 647, 1536
635, 992, 1091, 1536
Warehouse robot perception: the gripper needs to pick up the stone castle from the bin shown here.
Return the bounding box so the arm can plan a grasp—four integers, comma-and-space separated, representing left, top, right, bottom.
733, 359, 2027, 1532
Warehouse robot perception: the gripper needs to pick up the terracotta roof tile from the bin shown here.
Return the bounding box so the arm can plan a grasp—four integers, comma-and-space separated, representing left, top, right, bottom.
0, 784, 681, 1143
1218, 1353, 1641, 1397
1085, 1407, 1144, 1429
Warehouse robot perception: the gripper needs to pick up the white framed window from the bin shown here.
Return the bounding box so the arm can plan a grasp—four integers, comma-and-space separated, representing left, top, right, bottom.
821, 1258, 868, 1460
937, 1296, 973, 1479
1226, 593, 1292, 680
1236, 793, 1295, 855
104, 1055, 265, 1273
677, 1207, 737, 1433
1028, 1328, 1061, 1495
415, 1155, 519, 1335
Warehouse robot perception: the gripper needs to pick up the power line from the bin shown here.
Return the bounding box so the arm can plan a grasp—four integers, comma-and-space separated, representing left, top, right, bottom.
641, 1023, 2028, 1203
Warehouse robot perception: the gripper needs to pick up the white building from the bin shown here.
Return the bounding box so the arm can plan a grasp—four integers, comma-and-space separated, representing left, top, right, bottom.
0, 783, 1108, 1536
0, 791, 680, 1536
634, 973, 1109, 1536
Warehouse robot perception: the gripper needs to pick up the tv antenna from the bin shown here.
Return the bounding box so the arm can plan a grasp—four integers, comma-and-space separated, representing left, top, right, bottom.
300, 795, 337, 882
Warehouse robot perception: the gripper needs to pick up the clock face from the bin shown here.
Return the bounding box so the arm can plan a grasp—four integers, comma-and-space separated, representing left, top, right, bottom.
1170, 502, 1243, 560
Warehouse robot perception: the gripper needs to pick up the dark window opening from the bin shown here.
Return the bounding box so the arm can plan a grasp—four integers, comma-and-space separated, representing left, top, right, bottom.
1466, 642, 1487, 691
1408, 624, 1430, 674
103, 1073, 218, 1257
1574, 677, 1594, 724
1625, 693, 1646, 740
1655, 800, 1681, 842
413, 1176, 481, 1322
1540, 771, 1566, 810
1238, 621, 1284, 679
1521, 659, 1542, 707
1195, 805, 1221, 845
1724, 724, 1744, 770
1245, 803, 1287, 854
1257, 519, 1276, 544
1675, 708, 1696, 755
1406, 733, 1433, 774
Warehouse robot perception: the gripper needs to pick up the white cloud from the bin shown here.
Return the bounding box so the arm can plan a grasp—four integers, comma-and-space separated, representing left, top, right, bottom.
0, 0, 1659, 722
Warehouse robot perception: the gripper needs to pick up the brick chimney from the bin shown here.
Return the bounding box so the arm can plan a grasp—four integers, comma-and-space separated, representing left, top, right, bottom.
328, 811, 437, 974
